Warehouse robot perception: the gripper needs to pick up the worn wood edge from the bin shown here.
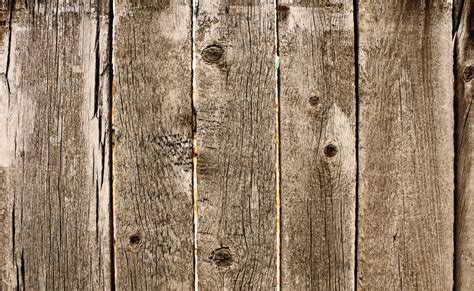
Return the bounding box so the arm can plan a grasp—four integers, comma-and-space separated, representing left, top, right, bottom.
454, 0, 474, 289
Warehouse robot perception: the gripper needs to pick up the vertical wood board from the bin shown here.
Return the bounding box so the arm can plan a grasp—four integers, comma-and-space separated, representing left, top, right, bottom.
0, 0, 112, 289
357, 0, 454, 289
112, 0, 194, 289
455, 0, 474, 289
194, 0, 278, 289
279, 0, 357, 290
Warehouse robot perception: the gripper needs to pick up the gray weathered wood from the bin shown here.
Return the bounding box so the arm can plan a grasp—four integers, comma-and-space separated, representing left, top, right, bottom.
455, 0, 474, 289
112, 0, 194, 289
0, 0, 112, 289
357, 0, 454, 289
278, 1, 356, 290
194, 0, 278, 289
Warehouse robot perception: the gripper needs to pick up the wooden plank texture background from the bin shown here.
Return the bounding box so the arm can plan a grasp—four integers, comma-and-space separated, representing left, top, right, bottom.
279, 1, 356, 290
0, 0, 468, 290
194, 0, 277, 289
357, 0, 454, 289
112, 0, 193, 289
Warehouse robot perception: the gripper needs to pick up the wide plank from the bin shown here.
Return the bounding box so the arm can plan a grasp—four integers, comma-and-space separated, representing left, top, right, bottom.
279, 1, 356, 290
357, 0, 454, 289
112, 0, 194, 289
194, 0, 278, 289
0, 0, 112, 289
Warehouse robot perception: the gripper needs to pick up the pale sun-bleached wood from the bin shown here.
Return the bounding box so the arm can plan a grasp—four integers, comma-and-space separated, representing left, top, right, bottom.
279, 1, 356, 290
0, 0, 112, 289
112, 0, 194, 289
357, 0, 454, 289
194, 0, 278, 289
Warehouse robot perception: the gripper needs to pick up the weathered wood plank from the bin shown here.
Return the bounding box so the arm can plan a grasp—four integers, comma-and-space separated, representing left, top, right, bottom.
194, 1, 277, 289
357, 0, 454, 289
279, 1, 356, 290
455, 0, 474, 289
0, 0, 112, 289
112, 0, 194, 289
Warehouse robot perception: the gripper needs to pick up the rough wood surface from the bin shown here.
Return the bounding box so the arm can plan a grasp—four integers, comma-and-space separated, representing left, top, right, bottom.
194, 0, 277, 289
112, 0, 194, 289
455, 0, 474, 289
357, 0, 454, 289
0, 0, 112, 289
278, 1, 356, 290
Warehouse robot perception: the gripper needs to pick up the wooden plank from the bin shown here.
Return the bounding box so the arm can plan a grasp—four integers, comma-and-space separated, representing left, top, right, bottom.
357, 0, 454, 289
112, 0, 194, 289
194, 0, 277, 289
278, 1, 356, 290
0, 0, 112, 289
455, 0, 474, 289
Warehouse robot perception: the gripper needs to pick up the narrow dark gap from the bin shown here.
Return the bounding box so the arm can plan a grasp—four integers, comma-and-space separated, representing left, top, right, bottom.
452, 1, 462, 290
275, 0, 282, 289
6, 0, 14, 104
191, 1, 198, 290
107, 0, 116, 289
93, 1, 101, 119
353, 0, 360, 290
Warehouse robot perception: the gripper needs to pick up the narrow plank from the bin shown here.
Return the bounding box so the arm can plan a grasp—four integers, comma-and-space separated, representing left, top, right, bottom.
112, 0, 194, 289
194, 0, 277, 289
455, 0, 474, 289
357, 0, 454, 289
0, 0, 112, 289
279, 1, 356, 289
0, 1, 13, 287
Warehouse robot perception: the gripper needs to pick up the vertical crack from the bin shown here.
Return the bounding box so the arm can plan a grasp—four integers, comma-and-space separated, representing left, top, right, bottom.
192, 0, 198, 290
107, 0, 115, 289
353, 0, 360, 290
5, 0, 14, 106
274, 0, 281, 290
453, 0, 459, 287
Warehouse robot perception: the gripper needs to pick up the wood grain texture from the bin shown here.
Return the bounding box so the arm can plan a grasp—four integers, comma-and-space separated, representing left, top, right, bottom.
357, 0, 454, 289
278, 1, 356, 290
0, 0, 112, 289
112, 0, 194, 289
455, 0, 474, 289
194, 0, 277, 289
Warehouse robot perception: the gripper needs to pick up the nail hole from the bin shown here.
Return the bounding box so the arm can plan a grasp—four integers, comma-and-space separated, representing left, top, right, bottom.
324, 144, 338, 158
209, 247, 233, 268
201, 45, 225, 64
463, 66, 473, 82
309, 96, 319, 107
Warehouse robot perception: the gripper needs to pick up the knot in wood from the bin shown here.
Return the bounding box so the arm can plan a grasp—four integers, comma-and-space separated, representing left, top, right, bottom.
277, 5, 290, 21
209, 247, 233, 268
324, 144, 338, 158
201, 45, 225, 64
463, 66, 473, 82
309, 96, 320, 107
128, 232, 143, 251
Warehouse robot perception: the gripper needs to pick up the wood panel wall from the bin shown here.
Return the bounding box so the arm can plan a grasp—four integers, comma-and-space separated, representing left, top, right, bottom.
0, 0, 467, 290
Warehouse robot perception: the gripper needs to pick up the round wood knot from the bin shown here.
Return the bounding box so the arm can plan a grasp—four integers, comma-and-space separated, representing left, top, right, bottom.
209, 247, 233, 268
201, 45, 224, 64
324, 144, 338, 158
463, 66, 473, 82
309, 96, 319, 107
128, 232, 143, 251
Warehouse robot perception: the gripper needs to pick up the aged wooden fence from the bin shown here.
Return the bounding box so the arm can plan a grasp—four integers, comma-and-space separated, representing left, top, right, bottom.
0, 0, 472, 290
